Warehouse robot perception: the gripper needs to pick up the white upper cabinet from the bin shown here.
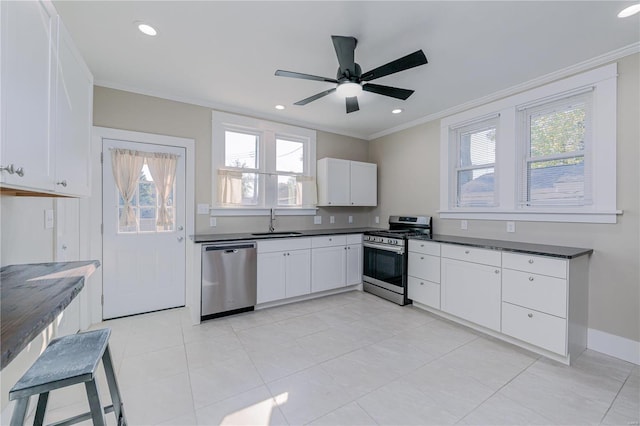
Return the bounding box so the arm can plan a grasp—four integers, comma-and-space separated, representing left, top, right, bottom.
317, 158, 377, 206
1, 0, 56, 191
0, 1, 93, 196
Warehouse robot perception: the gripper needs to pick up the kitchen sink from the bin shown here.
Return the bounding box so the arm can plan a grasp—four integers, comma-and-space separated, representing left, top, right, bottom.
251, 232, 303, 236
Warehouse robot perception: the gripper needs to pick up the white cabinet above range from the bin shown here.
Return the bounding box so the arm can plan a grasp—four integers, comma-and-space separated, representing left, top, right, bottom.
316, 158, 377, 206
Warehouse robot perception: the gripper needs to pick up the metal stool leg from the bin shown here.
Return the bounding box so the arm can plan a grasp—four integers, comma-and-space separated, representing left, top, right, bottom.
34, 391, 49, 426
9, 397, 29, 426
84, 379, 106, 426
102, 345, 127, 426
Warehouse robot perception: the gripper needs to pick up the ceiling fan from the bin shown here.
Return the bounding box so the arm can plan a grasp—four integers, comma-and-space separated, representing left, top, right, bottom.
275, 35, 428, 114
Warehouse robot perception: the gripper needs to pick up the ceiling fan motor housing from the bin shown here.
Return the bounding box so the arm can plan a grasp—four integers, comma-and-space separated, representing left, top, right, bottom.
337, 63, 362, 82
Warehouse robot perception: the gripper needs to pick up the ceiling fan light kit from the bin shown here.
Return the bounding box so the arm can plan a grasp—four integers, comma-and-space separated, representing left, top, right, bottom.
275, 35, 428, 114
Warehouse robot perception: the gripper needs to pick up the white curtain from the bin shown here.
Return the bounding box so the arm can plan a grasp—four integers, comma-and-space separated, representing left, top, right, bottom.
218, 169, 244, 204
111, 149, 145, 227
296, 176, 317, 206
146, 152, 178, 229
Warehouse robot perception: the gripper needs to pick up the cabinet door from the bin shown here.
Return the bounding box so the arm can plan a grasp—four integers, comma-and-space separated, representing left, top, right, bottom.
1, 0, 55, 190
311, 245, 346, 292
257, 251, 286, 303
345, 243, 362, 285
54, 19, 93, 196
349, 161, 377, 206
285, 249, 311, 298
441, 258, 502, 331
317, 158, 350, 206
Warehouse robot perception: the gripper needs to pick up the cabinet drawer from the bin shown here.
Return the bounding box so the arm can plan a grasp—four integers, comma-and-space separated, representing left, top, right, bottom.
312, 235, 347, 248
441, 244, 501, 267
408, 252, 440, 283
408, 240, 440, 256
502, 269, 567, 318
258, 238, 311, 253
502, 302, 567, 355
408, 277, 440, 309
502, 252, 567, 279
346, 234, 362, 244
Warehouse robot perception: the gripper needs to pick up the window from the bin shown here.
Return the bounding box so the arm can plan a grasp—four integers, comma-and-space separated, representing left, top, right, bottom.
440, 64, 617, 223
212, 112, 317, 214
520, 93, 591, 207
453, 118, 498, 207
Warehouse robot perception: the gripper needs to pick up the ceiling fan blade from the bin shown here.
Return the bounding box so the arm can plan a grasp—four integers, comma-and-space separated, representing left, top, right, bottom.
331, 35, 357, 76
346, 96, 359, 113
362, 83, 415, 100
361, 50, 428, 82
294, 88, 337, 106
275, 70, 338, 83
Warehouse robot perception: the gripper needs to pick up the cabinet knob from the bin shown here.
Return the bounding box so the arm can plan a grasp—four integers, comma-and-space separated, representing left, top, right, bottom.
495, 269, 500, 274
465, 250, 470, 254
420, 282, 424, 286
528, 276, 534, 282
527, 313, 533, 318
528, 259, 534, 264
420, 244, 424, 248
15, 167, 24, 177
177, 236, 184, 242
0, 164, 22, 176
56, 180, 68, 187
420, 256, 424, 260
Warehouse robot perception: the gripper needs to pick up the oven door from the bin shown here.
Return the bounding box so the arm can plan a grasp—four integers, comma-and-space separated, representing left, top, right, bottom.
363, 241, 405, 291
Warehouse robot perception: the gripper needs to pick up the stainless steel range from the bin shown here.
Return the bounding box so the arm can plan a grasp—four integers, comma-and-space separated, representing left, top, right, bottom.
363, 215, 432, 305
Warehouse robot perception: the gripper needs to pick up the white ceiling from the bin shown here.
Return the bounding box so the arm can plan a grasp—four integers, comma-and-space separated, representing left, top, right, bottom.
54, 1, 640, 140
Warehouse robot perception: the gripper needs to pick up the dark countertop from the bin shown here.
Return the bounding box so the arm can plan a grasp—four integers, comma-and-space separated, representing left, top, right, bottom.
192, 227, 379, 243
412, 234, 592, 259
1, 260, 100, 370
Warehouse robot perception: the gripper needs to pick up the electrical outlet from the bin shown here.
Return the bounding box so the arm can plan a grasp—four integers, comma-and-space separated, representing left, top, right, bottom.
348, 215, 353, 224
507, 221, 516, 233
44, 209, 54, 229
197, 204, 210, 215
375, 216, 380, 224
209, 217, 217, 227
330, 216, 335, 224
461, 220, 468, 230
314, 215, 322, 225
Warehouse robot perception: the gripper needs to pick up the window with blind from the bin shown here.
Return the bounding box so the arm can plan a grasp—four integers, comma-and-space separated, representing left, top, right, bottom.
520, 93, 591, 207
439, 63, 617, 223
212, 111, 317, 214
454, 118, 498, 207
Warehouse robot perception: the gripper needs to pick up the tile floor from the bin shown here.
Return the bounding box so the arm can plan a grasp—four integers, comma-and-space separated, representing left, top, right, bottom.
31, 291, 639, 425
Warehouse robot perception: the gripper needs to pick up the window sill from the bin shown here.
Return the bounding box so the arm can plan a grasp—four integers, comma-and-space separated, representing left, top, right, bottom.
211, 207, 318, 217
438, 209, 622, 224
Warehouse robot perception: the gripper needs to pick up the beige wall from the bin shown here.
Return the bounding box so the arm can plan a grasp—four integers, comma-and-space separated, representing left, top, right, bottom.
369, 54, 640, 343
93, 87, 372, 234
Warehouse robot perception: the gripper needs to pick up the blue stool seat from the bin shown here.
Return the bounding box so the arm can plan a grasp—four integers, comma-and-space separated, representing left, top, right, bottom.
9, 328, 126, 426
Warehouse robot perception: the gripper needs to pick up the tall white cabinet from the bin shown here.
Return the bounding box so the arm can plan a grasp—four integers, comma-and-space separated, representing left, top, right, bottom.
0, 0, 93, 197
317, 158, 377, 206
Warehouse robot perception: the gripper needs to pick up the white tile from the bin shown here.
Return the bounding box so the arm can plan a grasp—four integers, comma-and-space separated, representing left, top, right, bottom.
118, 345, 188, 389
295, 327, 370, 363
309, 401, 377, 425
459, 393, 555, 425
602, 368, 640, 425
274, 313, 330, 339
235, 323, 298, 353
195, 385, 287, 425
248, 342, 317, 383
184, 335, 244, 369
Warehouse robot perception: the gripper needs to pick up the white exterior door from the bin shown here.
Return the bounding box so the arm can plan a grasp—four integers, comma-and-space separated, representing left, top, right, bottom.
102, 139, 186, 319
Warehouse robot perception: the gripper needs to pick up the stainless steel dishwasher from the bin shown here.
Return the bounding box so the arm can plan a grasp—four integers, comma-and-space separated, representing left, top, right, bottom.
201, 241, 257, 319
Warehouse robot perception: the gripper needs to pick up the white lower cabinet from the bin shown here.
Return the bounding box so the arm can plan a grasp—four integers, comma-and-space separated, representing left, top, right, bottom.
311, 235, 347, 292
441, 256, 502, 332
257, 238, 311, 304
345, 235, 363, 286
501, 302, 567, 355
407, 240, 441, 309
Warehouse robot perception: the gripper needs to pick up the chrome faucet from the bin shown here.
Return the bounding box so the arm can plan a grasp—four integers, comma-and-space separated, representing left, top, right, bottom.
269, 208, 276, 233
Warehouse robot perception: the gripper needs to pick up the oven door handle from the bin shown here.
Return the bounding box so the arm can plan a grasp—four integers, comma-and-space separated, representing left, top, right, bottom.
363, 241, 405, 254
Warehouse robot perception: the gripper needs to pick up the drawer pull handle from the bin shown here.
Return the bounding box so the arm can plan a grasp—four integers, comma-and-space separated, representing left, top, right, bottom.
465, 250, 470, 254
528, 259, 534, 264
529, 276, 534, 282
528, 313, 533, 318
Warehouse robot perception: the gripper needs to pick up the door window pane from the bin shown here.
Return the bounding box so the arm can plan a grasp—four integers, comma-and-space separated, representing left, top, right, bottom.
225, 131, 257, 169
276, 139, 304, 173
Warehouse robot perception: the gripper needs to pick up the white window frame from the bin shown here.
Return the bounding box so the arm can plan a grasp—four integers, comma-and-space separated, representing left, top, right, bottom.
212, 111, 317, 216
440, 64, 618, 223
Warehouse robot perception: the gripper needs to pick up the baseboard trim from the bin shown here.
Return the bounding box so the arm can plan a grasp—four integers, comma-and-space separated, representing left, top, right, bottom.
588, 328, 640, 365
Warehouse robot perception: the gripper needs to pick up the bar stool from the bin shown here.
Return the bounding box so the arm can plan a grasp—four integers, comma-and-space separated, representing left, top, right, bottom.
9, 328, 126, 426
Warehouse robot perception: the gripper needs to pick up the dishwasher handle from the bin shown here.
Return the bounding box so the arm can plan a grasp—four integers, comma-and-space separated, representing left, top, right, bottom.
204, 242, 256, 252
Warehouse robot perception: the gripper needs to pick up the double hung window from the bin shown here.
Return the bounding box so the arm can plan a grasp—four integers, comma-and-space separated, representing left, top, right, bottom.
212, 112, 317, 213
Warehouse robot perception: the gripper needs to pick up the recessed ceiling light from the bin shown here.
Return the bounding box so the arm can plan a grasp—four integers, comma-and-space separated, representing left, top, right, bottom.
136, 22, 157, 36
275, 105, 285, 110
392, 108, 403, 114
618, 4, 640, 18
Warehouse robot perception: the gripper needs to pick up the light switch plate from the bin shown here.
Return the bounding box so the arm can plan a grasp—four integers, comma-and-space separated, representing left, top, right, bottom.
348, 215, 353, 224
461, 220, 468, 230
197, 204, 210, 215
375, 216, 380, 224
330, 216, 335, 224
209, 217, 217, 227
507, 221, 516, 233
314, 215, 322, 225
